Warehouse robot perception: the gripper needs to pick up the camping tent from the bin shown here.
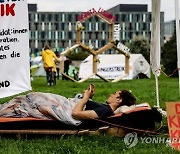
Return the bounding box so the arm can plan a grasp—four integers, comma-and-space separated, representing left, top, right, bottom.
32, 56, 77, 78
30, 56, 46, 76
33, 64, 46, 76
79, 54, 150, 80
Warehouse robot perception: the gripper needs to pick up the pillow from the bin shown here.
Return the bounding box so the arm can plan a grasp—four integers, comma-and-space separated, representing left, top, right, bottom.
114, 103, 150, 114
114, 105, 135, 114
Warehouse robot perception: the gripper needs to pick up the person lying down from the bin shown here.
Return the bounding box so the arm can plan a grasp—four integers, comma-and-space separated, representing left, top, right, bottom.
0, 84, 136, 126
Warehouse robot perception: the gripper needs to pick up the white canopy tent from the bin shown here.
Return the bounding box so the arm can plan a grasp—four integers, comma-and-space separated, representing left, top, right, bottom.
79, 54, 150, 80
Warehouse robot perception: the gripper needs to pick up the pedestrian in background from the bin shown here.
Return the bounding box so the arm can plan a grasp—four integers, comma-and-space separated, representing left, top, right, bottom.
42, 45, 60, 85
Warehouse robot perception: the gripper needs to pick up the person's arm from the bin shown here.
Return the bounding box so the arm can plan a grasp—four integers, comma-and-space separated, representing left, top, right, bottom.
72, 86, 98, 120
52, 52, 60, 62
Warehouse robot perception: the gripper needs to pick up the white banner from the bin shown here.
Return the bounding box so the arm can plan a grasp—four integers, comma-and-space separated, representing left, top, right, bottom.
0, 0, 31, 98
79, 63, 133, 80
97, 64, 132, 79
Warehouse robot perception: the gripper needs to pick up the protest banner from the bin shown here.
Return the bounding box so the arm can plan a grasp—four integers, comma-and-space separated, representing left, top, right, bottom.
166, 102, 180, 151
0, 0, 31, 98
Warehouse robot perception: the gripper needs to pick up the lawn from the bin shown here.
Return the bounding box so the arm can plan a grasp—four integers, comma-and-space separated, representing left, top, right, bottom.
0, 75, 180, 154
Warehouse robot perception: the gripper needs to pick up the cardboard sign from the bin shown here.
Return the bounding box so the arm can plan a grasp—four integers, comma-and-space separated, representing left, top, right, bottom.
0, 0, 31, 98
166, 102, 180, 151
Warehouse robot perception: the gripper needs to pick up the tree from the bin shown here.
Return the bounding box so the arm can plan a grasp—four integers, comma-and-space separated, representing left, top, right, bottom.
161, 33, 178, 77
68, 48, 90, 60
127, 35, 150, 62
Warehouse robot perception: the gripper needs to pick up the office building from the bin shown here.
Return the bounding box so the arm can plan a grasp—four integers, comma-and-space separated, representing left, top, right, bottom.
28, 4, 164, 55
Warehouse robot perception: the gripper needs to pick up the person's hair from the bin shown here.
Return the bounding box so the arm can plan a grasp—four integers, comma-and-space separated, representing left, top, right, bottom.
119, 90, 136, 106
44, 45, 50, 50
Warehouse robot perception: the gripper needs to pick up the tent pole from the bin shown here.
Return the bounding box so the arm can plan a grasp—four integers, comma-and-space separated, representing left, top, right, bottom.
155, 75, 160, 107
151, 0, 161, 107
175, 0, 180, 94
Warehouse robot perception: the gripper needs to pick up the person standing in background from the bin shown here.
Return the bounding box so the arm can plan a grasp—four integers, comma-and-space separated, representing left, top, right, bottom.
42, 45, 60, 85
62, 56, 71, 80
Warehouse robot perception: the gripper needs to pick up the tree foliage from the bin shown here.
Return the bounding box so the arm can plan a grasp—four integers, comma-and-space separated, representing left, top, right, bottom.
127, 35, 150, 62
161, 33, 178, 77
68, 48, 90, 60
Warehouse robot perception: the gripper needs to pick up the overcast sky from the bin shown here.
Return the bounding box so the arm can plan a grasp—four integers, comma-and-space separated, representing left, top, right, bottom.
27, 0, 177, 22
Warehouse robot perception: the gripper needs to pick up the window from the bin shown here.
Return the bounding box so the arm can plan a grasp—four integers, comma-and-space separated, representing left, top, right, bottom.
41, 31, 46, 39
68, 14, 72, 21
95, 32, 98, 39
129, 23, 132, 30
143, 23, 146, 30
102, 23, 106, 30
61, 23, 65, 30
55, 23, 59, 30
115, 14, 119, 21
61, 40, 65, 47
55, 14, 59, 21
34, 23, 38, 30
48, 14, 52, 21
122, 14, 126, 22
88, 32, 92, 39
41, 14, 45, 21
68, 32, 72, 39
101, 40, 106, 46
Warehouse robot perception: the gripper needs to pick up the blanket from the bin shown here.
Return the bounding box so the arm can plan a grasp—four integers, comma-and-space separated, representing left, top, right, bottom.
0, 92, 83, 126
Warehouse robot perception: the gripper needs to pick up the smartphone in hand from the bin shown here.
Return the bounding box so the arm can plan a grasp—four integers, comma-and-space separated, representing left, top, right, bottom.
88, 83, 95, 92
88, 84, 95, 99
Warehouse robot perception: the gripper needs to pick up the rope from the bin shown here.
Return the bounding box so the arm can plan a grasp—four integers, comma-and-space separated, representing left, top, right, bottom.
155, 68, 180, 78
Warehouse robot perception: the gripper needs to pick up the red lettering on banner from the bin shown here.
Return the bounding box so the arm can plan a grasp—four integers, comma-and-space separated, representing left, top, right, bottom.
78, 7, 116, 22
169, 115, 180, 128
170, 130, 178, 138
175, 104, 180, 114
6, 3, 15, 16
0, 4, 4, 16
0, 3, 15, 16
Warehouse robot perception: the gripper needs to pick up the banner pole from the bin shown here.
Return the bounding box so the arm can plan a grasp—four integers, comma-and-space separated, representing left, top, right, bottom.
175, 0, 180, 94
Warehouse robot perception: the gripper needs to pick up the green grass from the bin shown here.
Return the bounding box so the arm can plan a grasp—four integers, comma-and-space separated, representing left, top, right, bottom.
0, 75, 180, 154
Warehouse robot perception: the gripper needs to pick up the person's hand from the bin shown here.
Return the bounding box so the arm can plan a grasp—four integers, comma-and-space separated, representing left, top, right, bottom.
82, 84, 95, 99
83, 89, 92, 99
88, 84, 95, 99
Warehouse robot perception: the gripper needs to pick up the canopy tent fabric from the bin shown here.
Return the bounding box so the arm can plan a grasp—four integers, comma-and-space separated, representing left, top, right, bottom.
33, 64, 46, 76
150, 0, 161, 77
175, 0, 180, 93
150, 0, 161, 107
79, 54, 150, 80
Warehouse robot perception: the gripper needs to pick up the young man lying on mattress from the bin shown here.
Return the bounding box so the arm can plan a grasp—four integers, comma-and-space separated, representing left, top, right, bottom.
0, 84, 136, 126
